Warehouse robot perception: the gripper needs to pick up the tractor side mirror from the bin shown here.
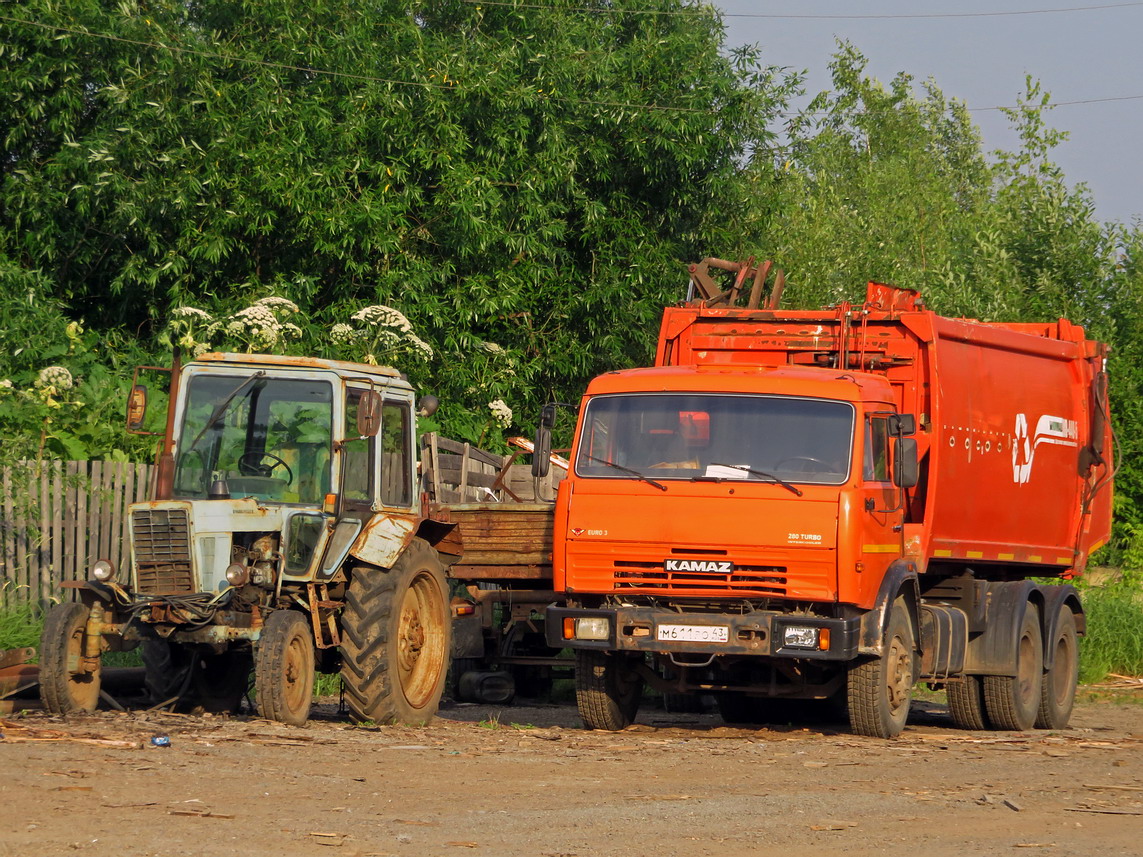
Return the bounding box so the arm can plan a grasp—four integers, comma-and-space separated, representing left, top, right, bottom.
357, 390, 382, 437
127, 385, 148, 432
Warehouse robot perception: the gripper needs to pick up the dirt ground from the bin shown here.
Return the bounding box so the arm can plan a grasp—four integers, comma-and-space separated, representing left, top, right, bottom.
1, 693, 1141, 857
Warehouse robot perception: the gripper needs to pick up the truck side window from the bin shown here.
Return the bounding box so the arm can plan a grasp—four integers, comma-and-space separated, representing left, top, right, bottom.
864, 416, 890, 482
381, 401, 412, 507
343, 390, 374, 503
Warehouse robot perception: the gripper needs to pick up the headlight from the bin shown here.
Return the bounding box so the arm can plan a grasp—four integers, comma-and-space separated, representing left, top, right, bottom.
91, 559, 116, 582
782, 625, 821, 649
574, 617, 611, 641
225, 563, 250, 586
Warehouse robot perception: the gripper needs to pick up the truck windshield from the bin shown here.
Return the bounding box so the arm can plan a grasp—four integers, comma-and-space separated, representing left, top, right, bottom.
574, 394, 854, 485
173, 374, 334, 503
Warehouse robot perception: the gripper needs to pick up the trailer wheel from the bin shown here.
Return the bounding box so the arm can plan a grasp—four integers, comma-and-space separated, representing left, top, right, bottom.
575, 649, 643, 730
984, 605, 1042, 731
847, 598, 915, 738
1036, 607, 1078, 729
947, 675, 990, 730
340, 539, 450, 725
255, 610, 315, 726
40, 602, 102, 714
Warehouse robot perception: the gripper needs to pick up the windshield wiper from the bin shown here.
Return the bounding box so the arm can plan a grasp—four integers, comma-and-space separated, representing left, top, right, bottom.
188, 371, 267, 451
708, 462, 803, 496
587, 456, 667, 492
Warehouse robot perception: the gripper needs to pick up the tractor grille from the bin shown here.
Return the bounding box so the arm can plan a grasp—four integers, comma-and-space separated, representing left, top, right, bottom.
613, 561, 787, 596
132, 508, 195, 595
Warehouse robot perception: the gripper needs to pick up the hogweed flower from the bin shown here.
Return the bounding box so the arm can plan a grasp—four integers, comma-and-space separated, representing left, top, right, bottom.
36, 366, 74, 391
488, 399, 513, 428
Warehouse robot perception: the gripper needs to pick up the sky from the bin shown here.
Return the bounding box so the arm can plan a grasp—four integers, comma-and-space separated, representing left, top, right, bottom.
716, 1, 1143, 226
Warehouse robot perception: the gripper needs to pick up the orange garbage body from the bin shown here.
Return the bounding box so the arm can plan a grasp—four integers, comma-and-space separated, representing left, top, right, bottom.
555, 283, 1113, 611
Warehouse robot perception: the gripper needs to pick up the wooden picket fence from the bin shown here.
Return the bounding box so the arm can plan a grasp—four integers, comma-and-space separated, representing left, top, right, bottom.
0, 460, 154, 606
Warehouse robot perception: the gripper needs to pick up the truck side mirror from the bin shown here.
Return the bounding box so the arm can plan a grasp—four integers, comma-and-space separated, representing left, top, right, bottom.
893, 437, 919, 488
888, 413, 917, 437
532, 403, 557, 478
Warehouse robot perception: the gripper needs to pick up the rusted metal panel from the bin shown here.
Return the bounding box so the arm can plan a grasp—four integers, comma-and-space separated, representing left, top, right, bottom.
0, 647, 35, 670
349, 511, 418, 569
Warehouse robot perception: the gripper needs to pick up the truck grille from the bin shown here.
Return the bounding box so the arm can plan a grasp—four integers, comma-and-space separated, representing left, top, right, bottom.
613, 561, 787, 596
132, 508, 195, 595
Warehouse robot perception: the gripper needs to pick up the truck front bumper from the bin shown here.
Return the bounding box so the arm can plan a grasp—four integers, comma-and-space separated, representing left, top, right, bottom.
546, 605, 861, 661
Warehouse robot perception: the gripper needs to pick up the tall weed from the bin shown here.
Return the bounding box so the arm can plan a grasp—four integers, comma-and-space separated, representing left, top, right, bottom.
1079, 576, 1143, 683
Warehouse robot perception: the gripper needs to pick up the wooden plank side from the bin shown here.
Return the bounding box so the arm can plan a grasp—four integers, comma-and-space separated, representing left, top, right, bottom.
109, 461, 125, 572
13, 465, 29, 599
64, 460, 79, 584
38, 462, 51, 603
120, 462, 136, 574
1, 467, 13, 602
51, 461, 63, 599
76, 460, 91, 581
99, 461, 114, 566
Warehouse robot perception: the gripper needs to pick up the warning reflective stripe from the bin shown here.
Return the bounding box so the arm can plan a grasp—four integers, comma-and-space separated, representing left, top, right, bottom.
861, 544, 899, 554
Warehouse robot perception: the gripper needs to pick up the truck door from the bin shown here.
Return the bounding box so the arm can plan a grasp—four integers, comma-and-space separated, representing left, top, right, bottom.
860, 414, 905, 577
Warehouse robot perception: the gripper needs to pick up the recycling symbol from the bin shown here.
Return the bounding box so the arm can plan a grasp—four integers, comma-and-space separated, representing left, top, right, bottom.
1012, 413, 1032, 484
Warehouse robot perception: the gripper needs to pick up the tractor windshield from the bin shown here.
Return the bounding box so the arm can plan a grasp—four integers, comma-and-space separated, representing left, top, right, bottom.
173, 373, 334, 503
574, 393, 854, 485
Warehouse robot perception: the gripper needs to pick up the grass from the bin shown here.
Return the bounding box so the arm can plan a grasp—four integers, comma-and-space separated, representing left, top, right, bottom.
1079, 580, 1143, 684
0, 598, 43, 651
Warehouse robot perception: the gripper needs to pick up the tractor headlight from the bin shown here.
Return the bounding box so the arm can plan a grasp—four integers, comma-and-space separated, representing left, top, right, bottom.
91, 559, 116, 582
225, 563, 250, 587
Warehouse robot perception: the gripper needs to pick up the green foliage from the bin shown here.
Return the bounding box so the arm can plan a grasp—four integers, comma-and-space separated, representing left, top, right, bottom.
0, 595, 42, 649
1079, 576, 1143, 683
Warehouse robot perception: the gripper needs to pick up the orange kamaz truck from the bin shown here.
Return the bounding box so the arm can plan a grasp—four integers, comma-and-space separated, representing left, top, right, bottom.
541, 258, 1113, 737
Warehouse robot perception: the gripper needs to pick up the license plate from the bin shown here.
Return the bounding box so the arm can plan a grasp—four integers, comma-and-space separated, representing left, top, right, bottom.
656, 624, 729, 643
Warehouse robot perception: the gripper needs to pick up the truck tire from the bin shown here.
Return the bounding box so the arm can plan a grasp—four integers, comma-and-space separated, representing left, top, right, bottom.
340, 539, 450, 725
983, 605, 1042, 731
576, 649, 643, 730
847, 598, 915, 738
255, 610, 315, 727
40, 602, 101, 714
1036, 607, 1078, 729
947, 675, 990, 730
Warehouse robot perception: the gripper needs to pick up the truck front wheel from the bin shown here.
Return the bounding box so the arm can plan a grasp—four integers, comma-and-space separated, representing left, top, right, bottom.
340, 539, 450, 725
984, 605, 1043, 731
40, 602, 102, 714
1036, 606, 1078, 729
255, 610, 315, 726
575, 649, 643, 730
847, 599, 915, 738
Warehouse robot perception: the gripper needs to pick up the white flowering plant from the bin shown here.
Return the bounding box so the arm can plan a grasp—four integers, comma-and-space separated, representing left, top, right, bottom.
163, 296, 304, 355
328, 304, 434, 365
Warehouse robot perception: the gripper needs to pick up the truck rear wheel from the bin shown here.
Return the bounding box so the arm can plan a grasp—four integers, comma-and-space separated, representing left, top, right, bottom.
340, 539, 450, 725
40, 602, 102, 714
847, 599, 915, 738
1036, 607, 1078, 729
947, 675, 990, 730
576, 649, 643, 730
255, 610, 315, 726
984, 605, 1042, 731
